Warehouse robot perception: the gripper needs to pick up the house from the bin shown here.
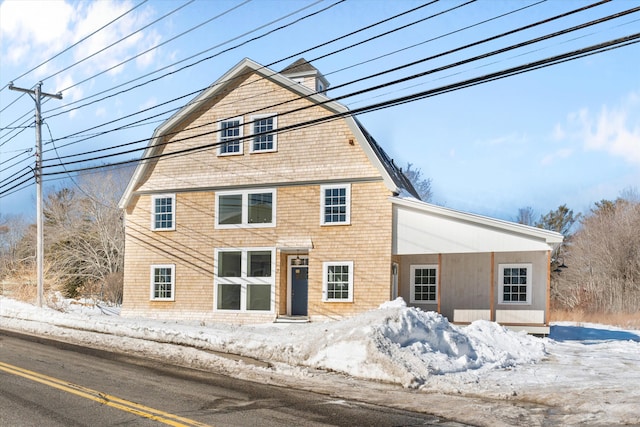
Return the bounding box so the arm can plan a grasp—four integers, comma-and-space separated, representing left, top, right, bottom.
118, 58, 563, 333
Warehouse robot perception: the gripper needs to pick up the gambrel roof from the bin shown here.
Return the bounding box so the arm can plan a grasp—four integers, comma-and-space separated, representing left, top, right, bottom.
119, 58, 418, 209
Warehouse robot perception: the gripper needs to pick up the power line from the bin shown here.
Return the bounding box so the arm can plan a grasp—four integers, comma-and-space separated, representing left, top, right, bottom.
40, 0, 445, 150
38, 1, 633, 169
24, 33, 637, 184
0, 0, 149, 101
1, 2, 634, 194
41, 0, 336, 119
44, 0, 196, 85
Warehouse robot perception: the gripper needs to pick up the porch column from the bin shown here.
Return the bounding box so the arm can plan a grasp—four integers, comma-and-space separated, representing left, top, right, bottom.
490, 252, 495, 321
546, 250, 551, 325
437, 253, 442, 314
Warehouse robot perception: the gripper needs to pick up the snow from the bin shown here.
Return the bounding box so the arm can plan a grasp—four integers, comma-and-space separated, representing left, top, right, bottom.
1, 295, 639, 426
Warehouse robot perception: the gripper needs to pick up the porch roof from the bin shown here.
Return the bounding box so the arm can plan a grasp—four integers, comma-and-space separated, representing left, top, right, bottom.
392, 197, 563, 255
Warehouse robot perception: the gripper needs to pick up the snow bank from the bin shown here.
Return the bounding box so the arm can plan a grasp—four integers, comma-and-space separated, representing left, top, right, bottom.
0, 296, 545, 388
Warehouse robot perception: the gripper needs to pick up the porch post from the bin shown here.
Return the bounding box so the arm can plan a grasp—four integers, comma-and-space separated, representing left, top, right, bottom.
490, 252, 495, 321
437, 253, 442, 314
546, 250, 551, 325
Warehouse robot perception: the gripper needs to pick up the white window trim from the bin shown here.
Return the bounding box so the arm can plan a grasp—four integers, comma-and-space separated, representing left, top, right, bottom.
410, 264, 438, 304
215, 188, 276, 229
151, 194, 176, 231
217, 116, 244, 156
250, 114, 277, 153
214, 247, 275, 312
322, 261, 354, 302
498, 263, 532, 305
320, 183, 351, 226
150, 264, 175, 301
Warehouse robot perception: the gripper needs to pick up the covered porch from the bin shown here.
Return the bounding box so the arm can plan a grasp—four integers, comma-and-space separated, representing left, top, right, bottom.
392, 198, 563, 334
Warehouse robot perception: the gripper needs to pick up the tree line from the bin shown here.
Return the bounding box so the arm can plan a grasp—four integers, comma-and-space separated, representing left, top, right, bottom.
516, 189, 640, 314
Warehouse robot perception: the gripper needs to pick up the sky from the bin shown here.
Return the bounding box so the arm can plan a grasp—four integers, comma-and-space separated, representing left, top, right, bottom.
0, 0, 639, 222
2, 294, 640, 425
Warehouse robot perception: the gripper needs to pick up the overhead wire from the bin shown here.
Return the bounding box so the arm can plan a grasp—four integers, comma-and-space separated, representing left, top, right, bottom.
0, 0, 337, 153
0, 0, 252, 145
0, 0, 149, 100
31, 0, 444, 162
1, 1, 636, 197
4, 32, 638, 197
42, 0, 487, 147
28, 32, 639, 183
0, 0, 329, 167
1, 0, 622, 181
39, 0, 629, 167
41, 0, 337, 119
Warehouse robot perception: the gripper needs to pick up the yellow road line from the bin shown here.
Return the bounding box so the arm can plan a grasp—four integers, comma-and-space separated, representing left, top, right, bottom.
0, 361, 212, 427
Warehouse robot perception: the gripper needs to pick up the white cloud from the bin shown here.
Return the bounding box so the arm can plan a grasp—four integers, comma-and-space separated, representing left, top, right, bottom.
0, 0, 74, 44
475, 132, 529, 147
1, 0, 160, 85
541, 148, 573, 166
555, 92, 640, 164
139, 97, 157, 112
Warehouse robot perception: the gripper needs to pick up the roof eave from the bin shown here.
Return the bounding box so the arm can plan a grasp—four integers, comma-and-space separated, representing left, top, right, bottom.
391, 196, 565, 245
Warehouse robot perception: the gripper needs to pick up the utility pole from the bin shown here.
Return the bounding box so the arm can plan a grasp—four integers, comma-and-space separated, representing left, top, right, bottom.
9, 82, 62, 307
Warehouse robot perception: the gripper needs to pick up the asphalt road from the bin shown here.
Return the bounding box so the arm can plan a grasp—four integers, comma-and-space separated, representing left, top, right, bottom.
0, 330, 461, 426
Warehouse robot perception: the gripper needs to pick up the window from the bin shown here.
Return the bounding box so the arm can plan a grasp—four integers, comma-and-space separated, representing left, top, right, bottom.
323, 261, 353, 302
251, 114, 277, 152
320, 184, 350, 225
216, 189, 275, 228
215, 248, 274, 311
218, 117, 243, 155
410, 265, 438, 304
150, 264, 175, 301
499, 263, 532, 304
151, 194, 175, 230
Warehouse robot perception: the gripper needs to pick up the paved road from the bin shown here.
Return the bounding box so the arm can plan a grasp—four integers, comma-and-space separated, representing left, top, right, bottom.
0, 330, 461, 426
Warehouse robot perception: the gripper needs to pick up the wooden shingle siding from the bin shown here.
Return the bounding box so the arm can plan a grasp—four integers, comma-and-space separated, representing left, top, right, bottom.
121, 66, 396, 322
136, 73, 380, 194
122, 180, 394, 321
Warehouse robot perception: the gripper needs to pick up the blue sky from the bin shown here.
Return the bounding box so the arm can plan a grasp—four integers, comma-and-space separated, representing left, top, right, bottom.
1, 0, 638, 222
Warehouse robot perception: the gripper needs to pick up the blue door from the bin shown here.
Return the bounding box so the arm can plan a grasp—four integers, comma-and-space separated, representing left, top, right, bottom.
291, 265, 308, 316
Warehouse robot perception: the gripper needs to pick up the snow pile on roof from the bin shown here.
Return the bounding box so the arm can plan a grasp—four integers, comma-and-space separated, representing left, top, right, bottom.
0, 296, 545, 388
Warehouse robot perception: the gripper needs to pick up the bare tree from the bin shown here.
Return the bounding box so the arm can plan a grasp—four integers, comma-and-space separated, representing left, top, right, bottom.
554, 195, 640, 313
404, 163, 433, 202
43, 167, 130, 303
515, 206, 536, 226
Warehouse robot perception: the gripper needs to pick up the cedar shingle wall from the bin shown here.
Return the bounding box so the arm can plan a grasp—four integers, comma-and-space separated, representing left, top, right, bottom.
122, 181, 393, 321
136, 73, 380, 193
122, 70, 394, 323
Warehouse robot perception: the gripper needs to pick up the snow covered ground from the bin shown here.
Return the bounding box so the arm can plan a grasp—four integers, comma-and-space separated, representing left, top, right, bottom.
1, 295, 639, 426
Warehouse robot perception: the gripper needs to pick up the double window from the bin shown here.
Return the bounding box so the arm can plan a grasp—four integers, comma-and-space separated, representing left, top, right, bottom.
151, 194, 175, 231
150, 264, 175, 301
218, 117, 243, 155
251, 114, 277, 153
215, 248, 274, 311
499, 263, 532, 304
410, 265, 438, 304
322, 261, 353, 302
320, 184, 351, 225
216, 189, 276, 228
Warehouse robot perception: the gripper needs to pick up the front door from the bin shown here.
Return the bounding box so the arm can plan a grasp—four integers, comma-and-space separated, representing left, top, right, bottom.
290, 257, 308, 316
